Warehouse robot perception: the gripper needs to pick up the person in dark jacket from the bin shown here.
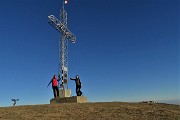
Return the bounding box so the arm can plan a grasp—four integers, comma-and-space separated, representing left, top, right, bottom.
47, 75, 59, 98
70, 75, 82, 96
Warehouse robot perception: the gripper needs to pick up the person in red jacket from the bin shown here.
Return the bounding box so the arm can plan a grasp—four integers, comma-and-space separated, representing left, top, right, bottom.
47, 75, 59, 98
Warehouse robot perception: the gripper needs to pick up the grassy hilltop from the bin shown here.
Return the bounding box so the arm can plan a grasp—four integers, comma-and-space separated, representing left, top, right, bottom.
0, 102, 179, 120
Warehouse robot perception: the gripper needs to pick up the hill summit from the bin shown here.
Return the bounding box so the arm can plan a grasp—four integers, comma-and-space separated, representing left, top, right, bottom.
0, 102, 179, 120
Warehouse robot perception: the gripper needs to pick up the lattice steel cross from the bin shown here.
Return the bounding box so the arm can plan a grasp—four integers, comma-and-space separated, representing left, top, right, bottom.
48, 4, 76, 89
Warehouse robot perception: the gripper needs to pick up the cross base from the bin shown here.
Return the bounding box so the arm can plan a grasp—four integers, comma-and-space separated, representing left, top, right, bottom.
59, 89, 71, 98
50, 96, 87, 104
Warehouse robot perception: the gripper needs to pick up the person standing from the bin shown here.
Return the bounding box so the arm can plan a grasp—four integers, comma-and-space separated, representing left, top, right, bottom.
47, 75, 59, 98
70, 75, 82, 96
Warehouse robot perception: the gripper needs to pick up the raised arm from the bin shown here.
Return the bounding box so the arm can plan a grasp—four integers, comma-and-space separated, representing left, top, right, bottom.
70, 78, 76, 80
47, 80, 52, 87
57, 75, 61, 81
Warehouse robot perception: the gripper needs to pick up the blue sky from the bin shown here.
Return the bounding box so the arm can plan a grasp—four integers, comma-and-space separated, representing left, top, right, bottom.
0, 0, 179, 106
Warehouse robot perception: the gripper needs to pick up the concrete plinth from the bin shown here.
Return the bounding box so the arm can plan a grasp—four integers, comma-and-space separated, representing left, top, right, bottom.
50, 96, 87, 104
59, 89, 71, 98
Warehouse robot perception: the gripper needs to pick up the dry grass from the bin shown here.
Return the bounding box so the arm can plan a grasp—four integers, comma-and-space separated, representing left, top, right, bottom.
0, 102, 179, 120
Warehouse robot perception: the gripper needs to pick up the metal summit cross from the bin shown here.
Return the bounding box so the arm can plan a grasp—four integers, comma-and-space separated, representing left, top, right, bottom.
48, 2, 76, 90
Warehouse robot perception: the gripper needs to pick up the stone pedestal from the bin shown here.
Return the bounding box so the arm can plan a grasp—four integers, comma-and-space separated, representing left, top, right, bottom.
59, 89, 71, 98
50, 96, 87, 104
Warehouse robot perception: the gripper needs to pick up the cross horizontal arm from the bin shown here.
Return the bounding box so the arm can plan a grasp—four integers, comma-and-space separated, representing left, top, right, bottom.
48, 15, 76, 43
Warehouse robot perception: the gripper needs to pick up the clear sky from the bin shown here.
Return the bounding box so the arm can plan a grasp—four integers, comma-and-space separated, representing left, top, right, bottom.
0, 0, 179, 106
